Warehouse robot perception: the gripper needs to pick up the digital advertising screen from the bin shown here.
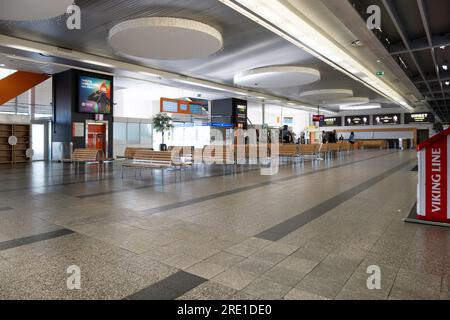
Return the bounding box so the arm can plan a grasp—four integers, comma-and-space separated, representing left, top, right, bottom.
79, 76, 112, 114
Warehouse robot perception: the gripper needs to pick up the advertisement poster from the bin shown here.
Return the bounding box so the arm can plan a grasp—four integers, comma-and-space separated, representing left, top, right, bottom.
373, 114, 401, 125
79, 76, 112, 114
405, 113, 435, 124
320, 117, 342, 127
345, 115, 369, 126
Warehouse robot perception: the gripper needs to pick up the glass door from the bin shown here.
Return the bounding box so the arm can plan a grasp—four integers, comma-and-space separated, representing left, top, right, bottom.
31, 123, 45, 161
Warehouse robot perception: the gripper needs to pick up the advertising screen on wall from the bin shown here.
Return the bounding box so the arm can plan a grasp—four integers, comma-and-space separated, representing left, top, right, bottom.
312, 115, 325, 122
189, 104, 204, 115
405, 113, 435, 124
320, 117, 342, 127
79, 76, 112, 114
161, 100, 179, 113
373, 114, 401, 125
345, 115, 369, 126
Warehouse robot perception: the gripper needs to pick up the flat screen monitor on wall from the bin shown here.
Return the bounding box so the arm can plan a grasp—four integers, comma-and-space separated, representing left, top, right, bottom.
79, 76, 112, 114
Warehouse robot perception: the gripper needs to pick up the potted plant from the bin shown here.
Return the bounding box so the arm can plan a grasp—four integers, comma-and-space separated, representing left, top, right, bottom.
152, 113, 173, 151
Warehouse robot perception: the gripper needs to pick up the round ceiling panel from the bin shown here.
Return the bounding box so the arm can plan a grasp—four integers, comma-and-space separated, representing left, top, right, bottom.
325, 97, 370, 107
299, 89, 354, 103
0, 0, 74, 20
234, 66, 320, 88
108, 17, 224, 60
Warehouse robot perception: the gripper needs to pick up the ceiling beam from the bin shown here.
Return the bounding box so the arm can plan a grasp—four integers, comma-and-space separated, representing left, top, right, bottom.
390, 35, 450, 55
416, 0, 446, 103
413, 72, 450, 84
381, 0, 436, 102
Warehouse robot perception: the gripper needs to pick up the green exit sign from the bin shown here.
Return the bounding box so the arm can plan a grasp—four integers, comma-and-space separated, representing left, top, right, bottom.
376, 71, 385, 77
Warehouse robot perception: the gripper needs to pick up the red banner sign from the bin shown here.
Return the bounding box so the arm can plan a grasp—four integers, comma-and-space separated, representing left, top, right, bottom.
424, 139, 448, 222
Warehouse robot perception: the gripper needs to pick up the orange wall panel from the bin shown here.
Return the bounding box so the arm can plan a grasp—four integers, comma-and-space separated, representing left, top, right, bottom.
0, 71, 49, 106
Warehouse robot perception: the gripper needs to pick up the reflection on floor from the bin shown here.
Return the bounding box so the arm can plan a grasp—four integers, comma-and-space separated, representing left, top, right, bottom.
0, 150, 448, 300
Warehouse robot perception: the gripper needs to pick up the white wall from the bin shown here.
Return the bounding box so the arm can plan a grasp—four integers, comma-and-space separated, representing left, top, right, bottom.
247, 102, 311, 135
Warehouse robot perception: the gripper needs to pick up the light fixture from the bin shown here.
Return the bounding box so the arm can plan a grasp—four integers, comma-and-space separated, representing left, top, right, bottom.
340, 104, 381, 111
0, 64, 5, 67
109, 17, 223, 60
139, 71, 160, 78
80, 59, 115, 68
443, 65, 448, 71
5, 44, 49, 56
441, 46, 446, 50
234, 66, 321, 88
445, 81, 450, 86
218, 0, 414, 111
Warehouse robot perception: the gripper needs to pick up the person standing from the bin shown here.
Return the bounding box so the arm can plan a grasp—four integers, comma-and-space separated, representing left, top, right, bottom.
349, 132, 355, 145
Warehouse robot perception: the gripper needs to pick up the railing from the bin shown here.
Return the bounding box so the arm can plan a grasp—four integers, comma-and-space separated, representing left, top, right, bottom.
0, 102, 53, 119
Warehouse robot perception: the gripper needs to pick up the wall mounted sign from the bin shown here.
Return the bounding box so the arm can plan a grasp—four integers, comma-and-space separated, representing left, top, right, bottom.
345, 115, 369, 126
376, 71, 385, 77
283, 117, 294, 125
312, 115, 325, 122
405, 113, 435, 124
320, 117, 342, 127
72, 122, 85, 137
373, 114, 401, 125
160, 98, 207, 115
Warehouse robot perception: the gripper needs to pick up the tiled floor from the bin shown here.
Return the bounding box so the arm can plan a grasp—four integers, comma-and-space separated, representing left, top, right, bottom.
0, 150, 448, 300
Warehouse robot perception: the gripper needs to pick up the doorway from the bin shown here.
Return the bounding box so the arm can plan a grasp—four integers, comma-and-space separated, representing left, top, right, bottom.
31, 121, 51, 161
86, 121, 108, 158
417, 129, 430, 145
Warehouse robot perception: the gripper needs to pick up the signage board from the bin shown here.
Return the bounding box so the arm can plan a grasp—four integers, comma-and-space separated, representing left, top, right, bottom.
345, 115, 370, 126
373, 114, 401, 125
72, 122, 84, 137
405, 113, 435, 124
320, 117, 342, 127
312, 115, 325, 122
160, 98, 207, 115
283, 117, 294, 125
417, 128, 450, 223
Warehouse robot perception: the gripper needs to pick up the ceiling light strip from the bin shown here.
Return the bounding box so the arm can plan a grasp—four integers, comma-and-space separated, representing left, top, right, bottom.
218, 0, 414, 111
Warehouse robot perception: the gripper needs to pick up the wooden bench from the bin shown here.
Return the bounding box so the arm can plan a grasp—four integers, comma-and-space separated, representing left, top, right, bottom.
360, 140, 385, 150
326, 143, 341, 155
299, 144, 321, 160
124, 147, 153, 159
337, 141, 351, 152
64, 148, 103, 163
122, 150, 190, 179
279, 144, 299, 158
202, 146, 235, 165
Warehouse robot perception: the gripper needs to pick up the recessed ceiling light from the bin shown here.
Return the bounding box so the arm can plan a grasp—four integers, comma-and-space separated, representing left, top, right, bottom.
0, 64, 5, 67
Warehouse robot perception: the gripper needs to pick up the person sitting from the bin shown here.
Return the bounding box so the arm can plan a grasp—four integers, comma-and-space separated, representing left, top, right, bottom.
339, 135, 344, 141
